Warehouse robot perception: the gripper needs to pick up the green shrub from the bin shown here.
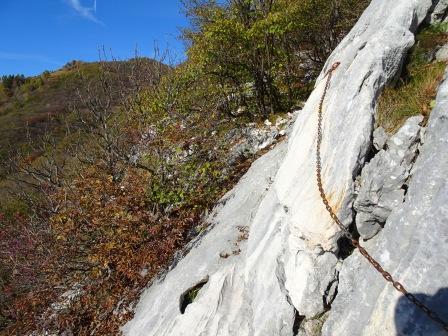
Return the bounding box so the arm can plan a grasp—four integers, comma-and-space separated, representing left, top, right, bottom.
183, 0, 370, 116
22, 77, 44, 93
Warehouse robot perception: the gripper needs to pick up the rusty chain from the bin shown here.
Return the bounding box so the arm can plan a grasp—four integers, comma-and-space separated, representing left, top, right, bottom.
316, 61, 448, 332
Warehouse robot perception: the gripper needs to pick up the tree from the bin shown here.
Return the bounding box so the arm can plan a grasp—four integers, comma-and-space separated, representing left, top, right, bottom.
182, 0, 369, 116
1, 74, 26, 95
70, 55, 168, 182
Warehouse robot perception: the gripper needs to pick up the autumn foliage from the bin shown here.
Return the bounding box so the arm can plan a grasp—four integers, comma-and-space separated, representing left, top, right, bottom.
1, 166, 197, 334
51, 167, 199, 333
0, 210, 57, 332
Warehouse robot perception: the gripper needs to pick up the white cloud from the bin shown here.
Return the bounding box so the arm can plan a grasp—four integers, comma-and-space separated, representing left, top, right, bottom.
67, 0, 104, 26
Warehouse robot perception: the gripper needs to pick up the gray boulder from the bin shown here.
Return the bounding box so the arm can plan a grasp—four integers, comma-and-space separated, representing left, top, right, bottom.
436, 43, 448, 61
354, 115, 424, 240
372, 126, 389, 150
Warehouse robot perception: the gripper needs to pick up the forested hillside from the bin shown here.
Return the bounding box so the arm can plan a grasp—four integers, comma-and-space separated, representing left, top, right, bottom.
0, 58, 166, 162
0, 0, 370, 334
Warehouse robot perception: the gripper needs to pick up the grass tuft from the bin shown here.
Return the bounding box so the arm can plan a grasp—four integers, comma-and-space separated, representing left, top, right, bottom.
377, 25, 448, 132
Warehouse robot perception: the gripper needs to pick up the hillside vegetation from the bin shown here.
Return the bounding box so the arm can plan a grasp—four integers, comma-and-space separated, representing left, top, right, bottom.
0, 0, 369, 334
0, 59, 166, 162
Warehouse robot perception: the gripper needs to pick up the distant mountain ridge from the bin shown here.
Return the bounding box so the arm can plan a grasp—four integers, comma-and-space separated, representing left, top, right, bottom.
0, 58, 167, 162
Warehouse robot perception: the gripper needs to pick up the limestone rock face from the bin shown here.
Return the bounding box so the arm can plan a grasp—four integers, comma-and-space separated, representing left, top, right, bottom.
265, 0, 433, 319
123, 1, 446, 335
354, 115, 424, 240
123, 142, 292, 336
322, 71, 448, 336
430, 0, 448, 23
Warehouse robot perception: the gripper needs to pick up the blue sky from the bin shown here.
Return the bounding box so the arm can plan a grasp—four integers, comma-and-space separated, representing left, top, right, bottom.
0, 0, 189, 76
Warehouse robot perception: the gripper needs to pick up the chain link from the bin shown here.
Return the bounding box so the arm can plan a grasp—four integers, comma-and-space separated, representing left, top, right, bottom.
316, 61, 448, 332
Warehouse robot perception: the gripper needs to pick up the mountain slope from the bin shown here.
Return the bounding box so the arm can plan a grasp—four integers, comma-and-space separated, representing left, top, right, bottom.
123, 1, 448, 335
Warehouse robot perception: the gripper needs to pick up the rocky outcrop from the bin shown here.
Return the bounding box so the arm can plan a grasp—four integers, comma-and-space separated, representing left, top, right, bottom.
430, 0, 448, 23
322, 70, 448, 336
123, 1, 448, 335
226, 112, 298, 166
123, 142, 290, 336
354, 116, 424, 240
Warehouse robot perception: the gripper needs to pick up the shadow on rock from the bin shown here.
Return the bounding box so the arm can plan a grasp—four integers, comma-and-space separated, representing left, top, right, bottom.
395, 288, 448, 335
